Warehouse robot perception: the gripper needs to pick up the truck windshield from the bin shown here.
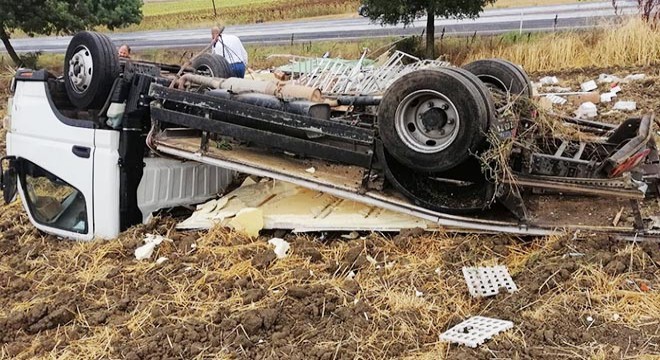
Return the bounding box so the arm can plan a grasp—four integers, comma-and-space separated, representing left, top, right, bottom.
20, 160, 88, 234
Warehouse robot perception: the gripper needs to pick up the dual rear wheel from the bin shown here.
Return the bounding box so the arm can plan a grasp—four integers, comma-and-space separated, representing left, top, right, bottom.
378, 59, 532, 174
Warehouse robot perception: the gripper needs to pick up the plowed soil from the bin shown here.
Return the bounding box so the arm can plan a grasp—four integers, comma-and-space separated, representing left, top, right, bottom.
0, 67, 659, 359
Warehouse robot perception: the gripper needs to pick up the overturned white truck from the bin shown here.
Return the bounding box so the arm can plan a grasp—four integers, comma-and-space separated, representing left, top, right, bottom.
1, 31, 659, 241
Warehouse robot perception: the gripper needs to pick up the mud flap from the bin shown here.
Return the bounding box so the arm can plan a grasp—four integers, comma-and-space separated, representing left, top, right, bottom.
0, 156, 18, 204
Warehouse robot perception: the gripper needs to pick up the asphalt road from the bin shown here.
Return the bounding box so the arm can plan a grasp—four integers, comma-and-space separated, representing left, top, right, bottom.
3, 1, 638, 54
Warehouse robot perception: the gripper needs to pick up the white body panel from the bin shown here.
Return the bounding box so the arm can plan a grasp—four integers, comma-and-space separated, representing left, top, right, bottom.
138, 158, 235, 223
93, 129, 121, 239
8, 81, 95, 241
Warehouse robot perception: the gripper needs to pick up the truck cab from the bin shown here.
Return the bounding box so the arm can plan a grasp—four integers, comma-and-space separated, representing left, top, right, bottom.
2, 69, 233, 241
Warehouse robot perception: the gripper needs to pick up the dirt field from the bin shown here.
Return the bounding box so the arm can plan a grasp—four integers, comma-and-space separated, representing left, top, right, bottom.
0, 67, 659, 359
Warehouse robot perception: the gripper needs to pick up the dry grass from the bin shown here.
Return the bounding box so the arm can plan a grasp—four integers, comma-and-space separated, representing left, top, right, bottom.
463, 19, 660, 72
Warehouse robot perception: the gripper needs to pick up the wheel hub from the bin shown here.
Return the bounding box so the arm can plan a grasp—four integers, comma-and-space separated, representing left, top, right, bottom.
68, 46, 93, 94
395, 90, 460, 154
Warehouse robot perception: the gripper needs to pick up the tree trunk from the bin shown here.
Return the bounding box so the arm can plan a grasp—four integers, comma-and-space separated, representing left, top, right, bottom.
425, 5, 436, 59
0, 26, 21, 66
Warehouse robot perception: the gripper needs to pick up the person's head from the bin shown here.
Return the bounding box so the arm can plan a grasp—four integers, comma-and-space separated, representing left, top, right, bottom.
211, 25, 225, 43
118, 44, 131, 58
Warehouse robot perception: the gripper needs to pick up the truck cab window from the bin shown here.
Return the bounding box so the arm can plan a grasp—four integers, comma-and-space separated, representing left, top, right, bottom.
21, 160, 88, 234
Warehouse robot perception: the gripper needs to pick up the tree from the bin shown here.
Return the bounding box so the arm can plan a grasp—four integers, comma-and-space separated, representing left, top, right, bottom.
362, 0, 496, 59
0, 0, 143, 66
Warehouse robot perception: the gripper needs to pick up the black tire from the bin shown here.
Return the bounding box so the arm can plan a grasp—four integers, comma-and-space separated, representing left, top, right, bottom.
441, 66, 496, 135
64, 31, 119, 109
377, 68, 490, 173
462, 59, 533, 99
192, 53, 233, 78
358, 5, 369, 17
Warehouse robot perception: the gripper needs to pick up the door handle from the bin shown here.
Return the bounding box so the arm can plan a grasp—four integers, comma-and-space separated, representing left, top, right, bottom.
72, 145, 91, 159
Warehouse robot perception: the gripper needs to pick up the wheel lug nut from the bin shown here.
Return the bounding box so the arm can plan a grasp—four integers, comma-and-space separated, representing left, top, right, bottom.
448, 119, 455, 125
441, 104, 449, 110
428, 102, 434, 108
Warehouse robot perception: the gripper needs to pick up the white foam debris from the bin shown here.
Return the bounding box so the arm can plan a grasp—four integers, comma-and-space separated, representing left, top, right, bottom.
600, 92, 617, 103
415, 288, 424, 297
613, 101, 637, 111
346, 271, 356, 280
134, 234, 169, 261
624, 74, 646, 82
598, 74, 622, 84
156, 257, 169, 265
268, 237, 291, 259
545, 94, 568, 105
575, 102, 598, 119
439, 316, 514, 348
580, 80, 598, 92
539, 76, 559, 85
462, 265, 518, 298
341, 231, 360, 240
305, 167, 316, 174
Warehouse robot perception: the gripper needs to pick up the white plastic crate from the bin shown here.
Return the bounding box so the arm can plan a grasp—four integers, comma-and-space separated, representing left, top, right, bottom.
439, 316, 514, 348
462, 265, 518, 298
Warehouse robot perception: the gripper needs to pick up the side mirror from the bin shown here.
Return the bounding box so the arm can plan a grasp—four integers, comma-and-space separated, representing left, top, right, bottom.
0, 157, 18, 204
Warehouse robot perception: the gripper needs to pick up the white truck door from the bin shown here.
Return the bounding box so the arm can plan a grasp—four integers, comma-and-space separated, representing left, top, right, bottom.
7, 71, 96, 241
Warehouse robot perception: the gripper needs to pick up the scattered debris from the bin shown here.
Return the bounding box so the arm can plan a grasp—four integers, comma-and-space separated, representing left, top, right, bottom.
178, 180, 431, 232
545, 94, 568, 105
341, 231, 360, 240
156, 257, 169, 265
598, 74, 622, 84
267, 237, 291, 259
228, 208, 264, 238
600, 92, 617, 103
613, 207, 625, 227
439, 316, 514, 348
286, 50, 450, 96
613, 101, 637, 111
567, 91, 600, 105
624, 74, 646, 82
414, 288, 424, 297
134, 234, 169, 261
539, 76, 560, 85
562, 252, 585, 259
544, 86, 572, 93
580, 80, 598, 92
462, 265, 518, 298
574, 102, 598, 119
305, 167, 316, 174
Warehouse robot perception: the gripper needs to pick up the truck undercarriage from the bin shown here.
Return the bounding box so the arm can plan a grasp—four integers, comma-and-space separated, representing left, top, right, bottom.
2, 31, 659, 240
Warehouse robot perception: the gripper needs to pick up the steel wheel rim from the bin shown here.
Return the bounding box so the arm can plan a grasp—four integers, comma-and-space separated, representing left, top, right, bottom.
68, 45, 93, 94
394, 90, 460, 154
196, 64, 215, 77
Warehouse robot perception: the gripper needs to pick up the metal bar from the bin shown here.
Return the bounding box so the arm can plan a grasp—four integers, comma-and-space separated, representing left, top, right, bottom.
574, 142, 587, 160
506, 177, 645, 199
149, 84, 375, 144
554, 140, 569, 157
151, 107, 374, 168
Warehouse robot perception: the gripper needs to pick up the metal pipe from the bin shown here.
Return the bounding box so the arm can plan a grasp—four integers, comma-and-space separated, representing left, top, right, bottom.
176, 74, 322, 102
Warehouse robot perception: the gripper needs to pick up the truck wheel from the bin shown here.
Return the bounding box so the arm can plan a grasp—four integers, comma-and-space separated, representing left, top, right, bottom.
462, 59, 533, 99
442, 66, 496, 136
378, 68, 489, 173
192, 54, 233, 78
64, 31, 119, 109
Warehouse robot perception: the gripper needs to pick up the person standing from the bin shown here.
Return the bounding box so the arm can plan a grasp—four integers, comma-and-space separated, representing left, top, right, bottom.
211, 25, 248, 78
